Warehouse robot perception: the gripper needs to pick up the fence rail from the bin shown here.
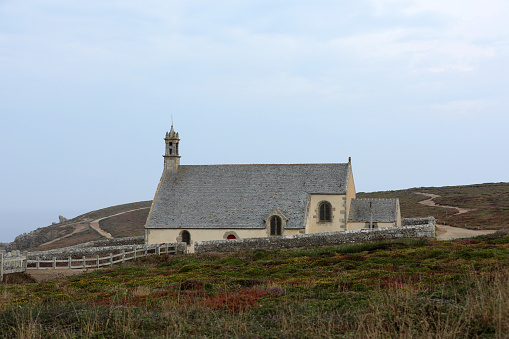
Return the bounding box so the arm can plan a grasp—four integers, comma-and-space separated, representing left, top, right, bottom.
27, 244, 176, 270
0, 251, 28, 281
1, 243, 179, 280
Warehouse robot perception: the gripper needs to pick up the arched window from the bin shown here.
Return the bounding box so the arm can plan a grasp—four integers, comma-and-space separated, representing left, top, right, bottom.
270, 216, 282, 236
181, 231, 191, 245
227, 234, 236, 240
319, 202, 332, 222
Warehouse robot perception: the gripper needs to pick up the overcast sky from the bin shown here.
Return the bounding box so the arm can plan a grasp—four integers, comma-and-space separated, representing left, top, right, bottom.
1, 0, 508, 242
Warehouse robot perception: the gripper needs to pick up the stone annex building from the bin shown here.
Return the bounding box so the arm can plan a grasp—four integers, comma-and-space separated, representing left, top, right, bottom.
145, 126, 401, 252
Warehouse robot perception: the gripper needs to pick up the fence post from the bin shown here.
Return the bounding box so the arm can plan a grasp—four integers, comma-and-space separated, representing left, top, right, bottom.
68, 256, 72, 269
122, 250, 125, 263
53, 257, 56, 269
156, 245, 160, 256
133, 246, 137, 260
166, 243, 169, 254
0, 252, 4, 282
110, 253, 113, 267
23, 251, 28, 270
36, 256, 40, 269
144, 247, 147, 256
82, 256, 86, 268
96, 255, 99, 268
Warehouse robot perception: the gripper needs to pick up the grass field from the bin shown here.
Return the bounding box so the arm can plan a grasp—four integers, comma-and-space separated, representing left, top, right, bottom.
1, 234, 509, 338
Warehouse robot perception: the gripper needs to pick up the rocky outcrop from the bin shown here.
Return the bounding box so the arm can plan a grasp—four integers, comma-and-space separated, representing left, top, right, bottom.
6, 226, 74, 251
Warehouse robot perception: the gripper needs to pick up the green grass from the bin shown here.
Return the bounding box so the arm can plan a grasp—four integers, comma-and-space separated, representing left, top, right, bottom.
1, 235, 509, 337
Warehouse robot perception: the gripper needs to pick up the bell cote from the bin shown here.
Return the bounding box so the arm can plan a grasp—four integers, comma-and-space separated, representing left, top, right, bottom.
163, 125, 180, 170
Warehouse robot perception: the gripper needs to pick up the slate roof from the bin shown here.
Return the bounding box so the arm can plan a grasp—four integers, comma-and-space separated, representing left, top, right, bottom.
347, 199, 400, 223
146, 163, 350, 229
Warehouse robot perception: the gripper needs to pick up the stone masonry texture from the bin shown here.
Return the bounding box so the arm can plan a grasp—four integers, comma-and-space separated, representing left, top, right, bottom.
147, 163, 350, 230
194, 217, 435, 253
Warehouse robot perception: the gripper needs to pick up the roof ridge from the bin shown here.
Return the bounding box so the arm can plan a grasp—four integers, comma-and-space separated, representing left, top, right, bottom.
181, 163, 348, 167
353, 198, 398, 201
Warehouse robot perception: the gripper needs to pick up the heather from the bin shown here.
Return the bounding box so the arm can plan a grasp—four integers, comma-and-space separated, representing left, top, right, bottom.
1, 236, 509, 338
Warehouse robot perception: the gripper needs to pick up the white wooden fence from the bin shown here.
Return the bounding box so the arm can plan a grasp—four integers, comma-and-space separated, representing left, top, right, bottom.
1, 244, 178, 280
0, 250, 28, 281
27, 244, 177, 270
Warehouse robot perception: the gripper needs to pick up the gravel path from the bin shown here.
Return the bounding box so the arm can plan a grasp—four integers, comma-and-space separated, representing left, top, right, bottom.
415, 192, 474, 215
89, 207, 150, 239
435, 225, 496, 240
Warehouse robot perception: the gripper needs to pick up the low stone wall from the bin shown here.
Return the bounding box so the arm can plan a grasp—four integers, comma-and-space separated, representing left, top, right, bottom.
194, 217, 435, 254
73, 236, 145, 248
28, 242, 186, 260
402, 217, 435, 226
25, 236, 146, 259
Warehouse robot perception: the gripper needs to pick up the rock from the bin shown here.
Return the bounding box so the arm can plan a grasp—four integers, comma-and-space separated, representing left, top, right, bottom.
59, 215, 68, 223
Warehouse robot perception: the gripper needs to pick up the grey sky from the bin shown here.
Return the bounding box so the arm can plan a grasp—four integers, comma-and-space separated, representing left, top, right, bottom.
1, 0, 508, 242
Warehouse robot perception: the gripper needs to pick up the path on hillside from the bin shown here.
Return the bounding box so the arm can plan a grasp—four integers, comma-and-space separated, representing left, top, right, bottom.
414, 192, 474, 215
89, 207, 151, 239
38, 222, 91, 247
38, 207, 151, 248
435, 225, 496, 240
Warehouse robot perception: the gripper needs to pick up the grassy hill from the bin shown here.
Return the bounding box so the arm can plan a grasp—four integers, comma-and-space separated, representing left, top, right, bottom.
5, 182, 508, 251
358, 182, 509, 230
2, 235, 509, 337
7, 201, 152, 251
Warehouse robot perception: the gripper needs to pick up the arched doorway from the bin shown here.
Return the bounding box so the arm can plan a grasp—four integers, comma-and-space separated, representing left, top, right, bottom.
181, 231, 191, 245
227, 234, 236, 240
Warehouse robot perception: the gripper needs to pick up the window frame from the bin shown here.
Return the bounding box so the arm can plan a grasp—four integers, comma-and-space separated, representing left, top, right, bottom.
270, 215, 282, 236
318, 201, 332, 223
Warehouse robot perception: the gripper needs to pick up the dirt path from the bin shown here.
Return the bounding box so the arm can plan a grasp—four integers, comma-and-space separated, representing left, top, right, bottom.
436, 225, 496, 240
89, 219, 113, 239
38, 222, 91, 247
26, 268, 103, 282
38, 207, 151, 247
415, 192, 474, 215
89, 207, 151, 239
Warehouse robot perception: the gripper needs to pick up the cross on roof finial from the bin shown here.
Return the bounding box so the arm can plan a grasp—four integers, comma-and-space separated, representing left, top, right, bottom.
171, 114, 173, 127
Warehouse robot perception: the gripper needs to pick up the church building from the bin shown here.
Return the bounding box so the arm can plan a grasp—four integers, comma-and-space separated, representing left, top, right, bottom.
145, 126, 401, 252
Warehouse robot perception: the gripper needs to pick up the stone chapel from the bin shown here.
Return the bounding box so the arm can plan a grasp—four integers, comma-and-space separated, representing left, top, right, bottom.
144, 126, 401, 252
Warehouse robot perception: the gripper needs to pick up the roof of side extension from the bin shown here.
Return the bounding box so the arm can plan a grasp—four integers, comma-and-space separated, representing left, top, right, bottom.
146, 163, 350, 229
347, 199, 400, 223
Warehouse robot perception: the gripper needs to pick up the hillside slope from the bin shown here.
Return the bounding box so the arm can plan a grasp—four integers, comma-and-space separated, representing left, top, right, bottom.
6, 201, 152, 251
4, 182, 507, 252
358, 182, 509, 230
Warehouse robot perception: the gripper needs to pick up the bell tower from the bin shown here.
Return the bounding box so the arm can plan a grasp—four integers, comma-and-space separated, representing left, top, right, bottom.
163, 125, 180, 170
